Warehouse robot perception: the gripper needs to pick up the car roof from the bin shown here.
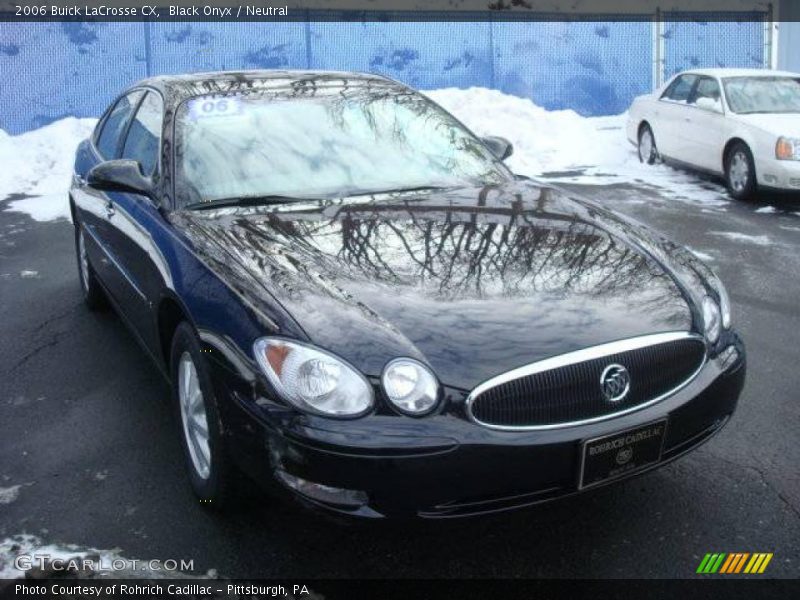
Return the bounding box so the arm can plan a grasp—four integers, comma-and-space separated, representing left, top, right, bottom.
677, 68, 800, 79
127, 69, 403, 102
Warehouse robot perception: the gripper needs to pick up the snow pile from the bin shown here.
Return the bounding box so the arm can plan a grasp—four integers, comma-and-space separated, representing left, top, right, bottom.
426, 87, 729, 205
0, 117, 96, 198
0, 88, 730, 223
0, 117, 96, 222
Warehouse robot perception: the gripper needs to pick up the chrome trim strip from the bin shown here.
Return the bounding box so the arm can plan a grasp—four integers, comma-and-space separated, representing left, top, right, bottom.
465, 331, 707, 431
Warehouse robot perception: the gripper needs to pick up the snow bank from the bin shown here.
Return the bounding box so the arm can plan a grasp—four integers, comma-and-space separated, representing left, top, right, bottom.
0, 118, 95, 222
1, 88, 730, 223
0, 117, 96, 198
425, 87, 729, 205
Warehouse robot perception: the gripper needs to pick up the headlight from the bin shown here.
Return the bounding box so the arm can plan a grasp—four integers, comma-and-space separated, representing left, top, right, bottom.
706, 273, 732, 330
381, 358, 439, 415
253, 338, 373, 417
702, 296, 722, 344
776, 137, 800, 161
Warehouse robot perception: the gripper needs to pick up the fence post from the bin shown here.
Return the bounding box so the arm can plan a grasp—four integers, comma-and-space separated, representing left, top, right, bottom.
304, 10, 313, 69
763, 3, 774, 69
143, 20, 152, 77
651, 8, 664, 89
488, 14, 496, 91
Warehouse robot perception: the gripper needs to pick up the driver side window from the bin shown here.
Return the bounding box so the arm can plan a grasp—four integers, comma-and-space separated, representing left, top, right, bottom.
95, 91, 144, 159
120, 91, 164, 177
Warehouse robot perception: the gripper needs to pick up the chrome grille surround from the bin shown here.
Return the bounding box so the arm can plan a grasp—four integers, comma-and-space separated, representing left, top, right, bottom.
465, 332, 707, 431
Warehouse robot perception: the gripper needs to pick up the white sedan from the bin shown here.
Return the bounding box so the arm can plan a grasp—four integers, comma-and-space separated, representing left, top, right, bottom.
626, 68, 800, 200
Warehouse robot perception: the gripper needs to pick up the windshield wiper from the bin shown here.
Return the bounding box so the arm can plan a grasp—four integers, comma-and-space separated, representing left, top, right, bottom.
185, 195, 311, 210
341, 185, 456, 198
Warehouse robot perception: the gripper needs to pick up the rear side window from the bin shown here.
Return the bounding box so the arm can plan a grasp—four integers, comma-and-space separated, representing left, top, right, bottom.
121, 92, 164, 176
95, 91, 143, 159
661, 74, 699, 104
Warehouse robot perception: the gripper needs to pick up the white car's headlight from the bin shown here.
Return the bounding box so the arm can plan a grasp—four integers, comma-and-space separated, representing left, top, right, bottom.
381, 358, 439, 415
253, 338, 373, 417
776, 137, 800, 161
702, 296, 722, 344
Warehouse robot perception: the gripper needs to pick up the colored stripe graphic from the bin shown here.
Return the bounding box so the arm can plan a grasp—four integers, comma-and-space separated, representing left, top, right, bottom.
698, 552, 772, 574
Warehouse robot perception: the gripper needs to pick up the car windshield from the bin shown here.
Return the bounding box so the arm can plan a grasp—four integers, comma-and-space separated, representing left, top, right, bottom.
174, 86, 510, 207
723, 76, 800, 114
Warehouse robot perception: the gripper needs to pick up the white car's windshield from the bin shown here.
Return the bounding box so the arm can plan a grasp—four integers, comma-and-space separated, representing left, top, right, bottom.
723, 76, 800, 114
174, 87, 510, 207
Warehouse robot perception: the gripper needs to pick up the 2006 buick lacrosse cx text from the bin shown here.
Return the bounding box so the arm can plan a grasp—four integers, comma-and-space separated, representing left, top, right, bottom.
69, 69, 746, 519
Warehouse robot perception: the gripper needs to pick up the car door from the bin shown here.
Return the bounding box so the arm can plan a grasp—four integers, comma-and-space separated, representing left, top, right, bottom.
104, 90, 168, 354
653, 73, 699, 160
681, 76, 728, 173
73, 90, 144, 301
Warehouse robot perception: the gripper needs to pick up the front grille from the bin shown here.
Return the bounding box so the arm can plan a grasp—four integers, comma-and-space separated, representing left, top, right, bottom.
467, 333, 706, 429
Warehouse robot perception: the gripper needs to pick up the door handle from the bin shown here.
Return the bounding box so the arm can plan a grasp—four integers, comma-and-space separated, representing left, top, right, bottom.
105, 203, 115, 218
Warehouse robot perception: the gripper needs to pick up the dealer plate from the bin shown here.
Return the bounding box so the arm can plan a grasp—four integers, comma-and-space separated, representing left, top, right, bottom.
578, 419, 667, 490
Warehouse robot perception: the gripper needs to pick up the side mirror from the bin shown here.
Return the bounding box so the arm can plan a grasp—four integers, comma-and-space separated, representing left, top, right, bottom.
87, 160, 153, 197
482, 136, 514, 161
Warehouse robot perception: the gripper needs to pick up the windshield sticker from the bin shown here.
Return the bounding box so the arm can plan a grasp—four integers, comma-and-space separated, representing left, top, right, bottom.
188, 97, 243, 121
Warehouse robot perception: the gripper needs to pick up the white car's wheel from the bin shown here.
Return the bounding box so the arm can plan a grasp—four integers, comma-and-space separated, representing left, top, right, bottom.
725, 142, 757, 201
637, 124, 659, 165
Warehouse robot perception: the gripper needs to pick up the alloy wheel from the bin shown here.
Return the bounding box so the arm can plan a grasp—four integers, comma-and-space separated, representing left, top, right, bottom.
729, 151, 750, 193
640, 129, 654, 163
178, 352, 211, 480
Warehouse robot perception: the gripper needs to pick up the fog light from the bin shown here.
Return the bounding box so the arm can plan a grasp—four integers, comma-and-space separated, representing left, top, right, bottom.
275, 469, 367, 508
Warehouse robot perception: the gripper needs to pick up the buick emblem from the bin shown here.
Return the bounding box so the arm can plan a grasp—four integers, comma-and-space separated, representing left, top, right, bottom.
600, 364, 630, 403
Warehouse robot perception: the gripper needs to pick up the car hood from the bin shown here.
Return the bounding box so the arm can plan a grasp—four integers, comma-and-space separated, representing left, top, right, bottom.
171, 181, 702, 390
734, 112, 800, 136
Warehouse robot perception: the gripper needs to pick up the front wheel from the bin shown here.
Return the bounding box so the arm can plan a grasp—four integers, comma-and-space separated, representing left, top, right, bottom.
170, 322, 236, 509
725, 143, 757, 201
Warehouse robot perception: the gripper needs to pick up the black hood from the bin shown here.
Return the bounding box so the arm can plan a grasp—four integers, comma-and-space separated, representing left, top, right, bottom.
171, 181, 700, 390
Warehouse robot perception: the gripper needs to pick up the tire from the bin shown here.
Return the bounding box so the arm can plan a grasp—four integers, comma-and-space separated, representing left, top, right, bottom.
170, 321, 236, 509
74, 221, 107, 311
725, 142, 757, 201
637, 124, 659, 165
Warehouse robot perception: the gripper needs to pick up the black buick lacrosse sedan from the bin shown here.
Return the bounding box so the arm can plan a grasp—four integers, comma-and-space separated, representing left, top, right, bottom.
70, 70, 745, 518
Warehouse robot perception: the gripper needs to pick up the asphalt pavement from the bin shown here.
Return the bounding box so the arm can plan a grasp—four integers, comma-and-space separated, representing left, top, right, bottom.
0, 181, 799, 579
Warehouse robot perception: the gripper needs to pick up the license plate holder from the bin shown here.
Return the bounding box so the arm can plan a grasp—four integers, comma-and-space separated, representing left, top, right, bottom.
578, 419, 668, 490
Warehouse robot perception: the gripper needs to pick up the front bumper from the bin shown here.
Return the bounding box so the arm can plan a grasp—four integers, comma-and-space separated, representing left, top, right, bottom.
756, 156, 800, 191
217, 334, 745, 520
